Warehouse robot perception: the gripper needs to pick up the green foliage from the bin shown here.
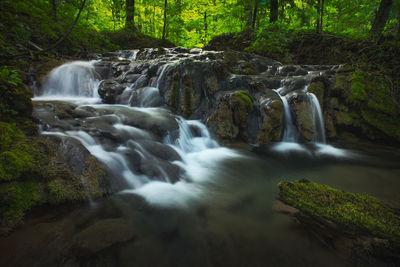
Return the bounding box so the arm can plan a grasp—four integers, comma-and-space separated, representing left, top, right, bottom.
279, 180, 400, 245
246, 23, 292, 60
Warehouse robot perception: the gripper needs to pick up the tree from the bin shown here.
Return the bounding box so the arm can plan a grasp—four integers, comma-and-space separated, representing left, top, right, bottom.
270, 0, 278, 23
371, 0, 394, 41
252, 0, 259, 29
126, 0, 135, 29
162, 0, 168, 40
316, 0, 325, 34
38, 0, 87, 54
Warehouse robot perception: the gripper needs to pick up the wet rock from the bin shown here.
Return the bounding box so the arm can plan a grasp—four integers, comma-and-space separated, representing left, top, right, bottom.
130, 87, 164, 107
208, 90, 253, 142
133, 140, 181, 162
94, 61, 113, 80
98, 79, 126, 104
280, 77, 307, 95
73, 218, 136, 255
122, 73, 141, 83
288, 92, 314, 142
256, 91, 284, 144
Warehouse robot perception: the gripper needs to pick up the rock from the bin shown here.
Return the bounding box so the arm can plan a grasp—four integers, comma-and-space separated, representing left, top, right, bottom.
131, 140, 181, 162
129, 87, 164, 107
256, 91, 283, 144
288, 92, 314, 141
276, 180, 400, 264
208, 90, 253, 142
0, 122, 107, 234
73, 218, 136, 255
308, 80, 325, 109
98, 79, 126, 104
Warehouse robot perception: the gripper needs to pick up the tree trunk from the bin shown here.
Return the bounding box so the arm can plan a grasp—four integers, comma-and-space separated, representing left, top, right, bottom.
316, 0, 321, 34
50, 0, 58, 22
204, 11, 208, 45
162, 0, 168, 40
279, 0, 285, 22
252, 0, 259, 29
38, 0, 87, 54
320, 0, 325, 32
270, 0, 278, 23
125, 0, 135, 29
371, 0, 394, 41
396, 5, 400, 40
245, 1, 253, 28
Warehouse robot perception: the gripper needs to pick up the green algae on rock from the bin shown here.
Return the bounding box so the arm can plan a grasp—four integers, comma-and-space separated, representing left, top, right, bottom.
278, 180, 400, 247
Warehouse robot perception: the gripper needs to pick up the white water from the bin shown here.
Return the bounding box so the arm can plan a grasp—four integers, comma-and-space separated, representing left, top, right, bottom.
36, 60, 241, 207
273, 89, 297, 142
307, 92, 326, 143
41, 61, 101, 97
272, 81, 351, 158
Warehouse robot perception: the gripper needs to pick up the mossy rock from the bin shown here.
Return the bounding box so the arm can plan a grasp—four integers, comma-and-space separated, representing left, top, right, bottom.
278, 180, 400, 247
0, 122, 42, 181
257, 93, 284, 144
0, 124, 107, 234
0, 181, 46, 232
208, 90, 253, 141
308, 81, 325, 109
361, 109, 400, 142
208, 99, 238, 140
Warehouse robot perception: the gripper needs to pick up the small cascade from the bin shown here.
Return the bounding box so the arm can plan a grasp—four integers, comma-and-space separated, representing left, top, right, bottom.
307, 92, 326, 143
34, 59, 241, 206
156, 64, 170, 89
130, 50, 139, 61
167, 119, 219, 154
273, 89, 298, 142
41, 61, 101, 97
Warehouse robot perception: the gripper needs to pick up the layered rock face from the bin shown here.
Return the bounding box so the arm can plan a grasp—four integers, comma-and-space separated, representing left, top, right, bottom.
89, 48, 347, 145
90, 48, 400, 145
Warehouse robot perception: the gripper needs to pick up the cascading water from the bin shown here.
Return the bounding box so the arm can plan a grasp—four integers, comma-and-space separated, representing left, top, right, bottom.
270, 71, 349, 157
307, 92, 326, 143
41, 61, 101, 97
34, 57, 240, 206
273, 89, 297, 143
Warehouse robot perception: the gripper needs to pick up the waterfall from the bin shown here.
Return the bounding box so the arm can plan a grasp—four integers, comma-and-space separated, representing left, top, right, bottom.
307, 92, 326, 143
41, 61, 101, 97
273, 89, 298, 142
34, 60, 240, 206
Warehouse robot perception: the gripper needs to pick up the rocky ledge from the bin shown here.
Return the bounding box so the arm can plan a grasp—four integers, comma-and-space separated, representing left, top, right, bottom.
273, 179, 400, 266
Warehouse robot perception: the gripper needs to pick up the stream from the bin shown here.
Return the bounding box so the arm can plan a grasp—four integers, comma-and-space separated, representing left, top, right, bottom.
0, 49, 399, 267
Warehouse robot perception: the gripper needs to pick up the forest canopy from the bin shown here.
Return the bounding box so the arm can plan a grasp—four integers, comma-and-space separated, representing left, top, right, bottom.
1, 0, 400, 57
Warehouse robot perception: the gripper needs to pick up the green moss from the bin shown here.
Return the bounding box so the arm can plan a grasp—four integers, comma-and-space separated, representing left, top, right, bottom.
332, 73, 350, 98
349, 70, 367, 103
361, 109, 400, 141
308, 81, 325, 108
0, 122, 42, 181
233, 90, 253, 110
0, 181, 45, 232
47, 178, 85, 204
278, 180, 400, 245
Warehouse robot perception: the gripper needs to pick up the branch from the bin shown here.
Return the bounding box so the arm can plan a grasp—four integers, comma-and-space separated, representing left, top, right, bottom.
37, 0, 87, 55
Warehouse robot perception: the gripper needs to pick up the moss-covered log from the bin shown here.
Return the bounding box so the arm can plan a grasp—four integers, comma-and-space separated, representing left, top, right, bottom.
276, 179, 400, 264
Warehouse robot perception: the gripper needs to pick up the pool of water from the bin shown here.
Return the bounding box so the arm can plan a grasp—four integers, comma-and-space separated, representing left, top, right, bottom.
0, 144, 399, 267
